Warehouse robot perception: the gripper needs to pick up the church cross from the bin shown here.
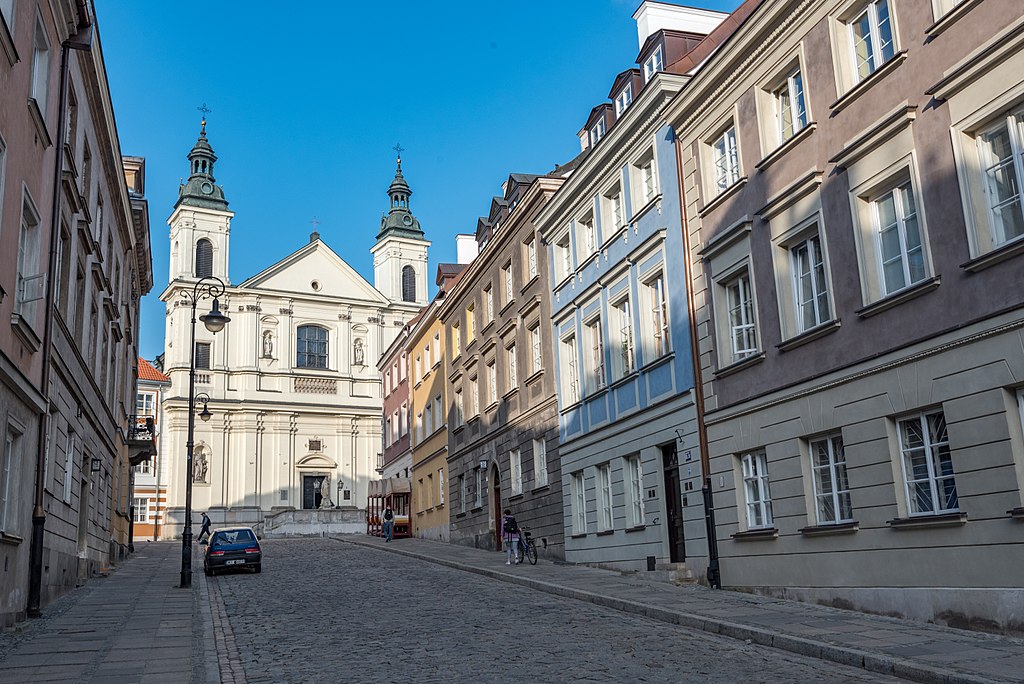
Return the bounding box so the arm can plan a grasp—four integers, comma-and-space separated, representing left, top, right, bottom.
311, 216, 320, 230
393, 143, 404, 160
197, 103, 212, 131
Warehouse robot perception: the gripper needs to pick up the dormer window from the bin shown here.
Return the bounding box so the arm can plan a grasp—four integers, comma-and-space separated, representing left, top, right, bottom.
643, 46, 664, 83
589, 118, 607, 148
615, 84, 633, 116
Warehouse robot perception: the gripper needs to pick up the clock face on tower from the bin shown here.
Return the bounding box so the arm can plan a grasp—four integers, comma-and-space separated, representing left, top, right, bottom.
402, 214, 413, 226
201, 181, 214, 195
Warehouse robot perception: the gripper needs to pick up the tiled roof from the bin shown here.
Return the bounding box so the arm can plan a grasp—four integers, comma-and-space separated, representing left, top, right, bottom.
138, 357, 170, 383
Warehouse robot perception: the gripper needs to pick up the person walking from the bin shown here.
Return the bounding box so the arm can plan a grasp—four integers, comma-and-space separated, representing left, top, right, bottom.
502, 509, 520, 565
198, 511, 212, 544
382, 504, 394, 542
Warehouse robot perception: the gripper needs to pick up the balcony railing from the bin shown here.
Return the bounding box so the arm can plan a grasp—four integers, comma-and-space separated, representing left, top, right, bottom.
128, 415, 156, 442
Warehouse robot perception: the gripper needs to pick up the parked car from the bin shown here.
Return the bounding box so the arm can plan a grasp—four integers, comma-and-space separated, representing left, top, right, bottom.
203, 527, 262, 575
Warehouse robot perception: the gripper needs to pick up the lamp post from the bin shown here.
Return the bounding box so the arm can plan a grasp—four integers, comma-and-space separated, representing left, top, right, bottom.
180, 276, 230, 589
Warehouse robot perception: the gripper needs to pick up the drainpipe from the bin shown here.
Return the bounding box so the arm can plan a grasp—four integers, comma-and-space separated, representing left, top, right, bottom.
674, 134, 720, 589
27, 6, 94, 618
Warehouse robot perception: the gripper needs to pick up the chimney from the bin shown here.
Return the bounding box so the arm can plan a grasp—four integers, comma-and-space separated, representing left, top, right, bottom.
632, 2, 728, 48
456, 234, 478, 264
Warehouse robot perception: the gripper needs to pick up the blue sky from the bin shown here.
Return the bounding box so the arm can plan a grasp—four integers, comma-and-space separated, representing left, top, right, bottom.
96, 1, 738, 360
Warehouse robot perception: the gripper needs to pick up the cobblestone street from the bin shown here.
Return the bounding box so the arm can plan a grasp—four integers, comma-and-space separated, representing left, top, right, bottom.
207, 539, 901, 683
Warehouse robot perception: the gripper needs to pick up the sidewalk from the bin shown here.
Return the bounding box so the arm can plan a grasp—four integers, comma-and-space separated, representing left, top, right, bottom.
0, 541, 198, 684
340, 534, 1024, 684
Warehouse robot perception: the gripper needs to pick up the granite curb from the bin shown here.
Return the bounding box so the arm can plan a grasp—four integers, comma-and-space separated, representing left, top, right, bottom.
336, 536, 1005, 684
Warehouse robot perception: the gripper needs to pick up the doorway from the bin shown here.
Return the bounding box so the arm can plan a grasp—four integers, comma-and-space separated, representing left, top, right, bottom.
490, 463, 501, 551
302, 475, 324, 510
662, 444, 686, 563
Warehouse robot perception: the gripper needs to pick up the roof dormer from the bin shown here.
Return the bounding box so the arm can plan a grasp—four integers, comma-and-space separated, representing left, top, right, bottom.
637, 29, 706, 82
577, 103, 614, 152
608, 68, 643, 116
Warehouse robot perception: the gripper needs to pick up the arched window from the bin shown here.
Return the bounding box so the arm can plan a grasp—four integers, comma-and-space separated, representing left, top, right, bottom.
195, 239, 213, 278
401, 265, 416, 302
296, 325, 329, 369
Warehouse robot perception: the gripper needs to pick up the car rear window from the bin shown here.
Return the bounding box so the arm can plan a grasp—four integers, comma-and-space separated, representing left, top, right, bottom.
211, 529, 256, 545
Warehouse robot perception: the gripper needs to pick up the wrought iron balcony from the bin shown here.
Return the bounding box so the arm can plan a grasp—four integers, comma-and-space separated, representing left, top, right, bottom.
128, 415, 157, 467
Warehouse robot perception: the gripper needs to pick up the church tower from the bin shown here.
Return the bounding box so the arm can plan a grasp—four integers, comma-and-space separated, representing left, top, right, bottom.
371, 152, 429, 306
167, 118, 234, 284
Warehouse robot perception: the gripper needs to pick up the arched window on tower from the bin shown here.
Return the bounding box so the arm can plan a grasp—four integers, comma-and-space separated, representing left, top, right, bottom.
195, 238, 213, 278
402, 265, 416, 302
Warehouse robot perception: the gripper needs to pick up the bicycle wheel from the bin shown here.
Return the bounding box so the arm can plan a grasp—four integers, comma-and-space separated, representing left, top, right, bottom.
526, 540, 538, 565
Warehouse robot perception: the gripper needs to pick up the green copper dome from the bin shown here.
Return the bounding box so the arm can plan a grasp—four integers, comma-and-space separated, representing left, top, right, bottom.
377, 156, 425, 241
175, 121, 229, 211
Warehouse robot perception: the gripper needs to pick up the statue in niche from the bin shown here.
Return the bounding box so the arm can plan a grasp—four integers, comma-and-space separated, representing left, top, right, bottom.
319, 475, 334, 509
262, 330, 274, 358
192, 448, 209, 483
353, 338, 365, 366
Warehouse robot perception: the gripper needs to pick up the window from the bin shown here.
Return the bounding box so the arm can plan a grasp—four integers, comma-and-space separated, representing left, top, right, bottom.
874, 181, 925, 295
626, 456, 644, 528
1, 425, 21, 533
579, 214, 597, 258
584, 317, 605, 392
484, 285, 494, 323
772, 68, 808, 145
643, 46, 663, 82
0, 0, 13, 31
15, 194, 42, 318
132, 497, 149, 523
792, 234, 830, 331
533, 438, 548, 487
424, 403, 433, 435
611, 297, 635, 379
454, 389, 464, 427
506, 344, 517, 390
554, 231, 572, 281
434, 395, 442, 428
474, 467, 483, 508
530, 325, 542, 373
741, 451, 773, 528
643, 273, 670, 359
615, 84, 632, 116
597, 463, 613, 531
465, 304, 475, 343
194, 342, 212, 370
571, 471, 586, 535
134, 459, 151, 475
502, 262, 514, 305
384, 417, 391, 448
63, 430, 75, 504
194, 238, 213, 278
433, 333, 440, 366
603, 186, 624, 235
712, 126, 740, 193
451, 321, 461, 358
470, 376, 479, 416
810, 435, 853, 524
414, 355, 421, 385
589, 117, 606, 148
426, 473, 433, 508
458, 474, 466, 513
977, 110, 1024, 248
400, 404, 408, 436
136, 392, 156, 417
30, 15, 49, 111
725, 271, 758, 361
0, 135, 6, 240
487, 362, 497, 406
526, 239, 538, 280
438, 468, 444, 505
510, 449, 522, 495
560, 334, 580, 405
848, 0, 895, 83
296, 325, 328, 369
414, 413, 422, 443
402, 264, 416, 302
898, 411, 958, 515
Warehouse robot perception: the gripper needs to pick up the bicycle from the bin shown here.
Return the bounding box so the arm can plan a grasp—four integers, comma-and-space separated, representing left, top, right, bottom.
518, 527, 538, 565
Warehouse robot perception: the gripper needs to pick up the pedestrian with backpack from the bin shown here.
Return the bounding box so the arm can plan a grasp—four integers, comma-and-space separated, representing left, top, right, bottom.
382, 504, 394, 542
502, 509, 520, 565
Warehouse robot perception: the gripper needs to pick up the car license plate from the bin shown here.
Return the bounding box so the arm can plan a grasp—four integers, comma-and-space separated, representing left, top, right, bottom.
226, 559, 244, 565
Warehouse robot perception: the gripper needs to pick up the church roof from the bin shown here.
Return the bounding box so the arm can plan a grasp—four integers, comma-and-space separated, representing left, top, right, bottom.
376, 155, 427, 243
175, 121, 229, 211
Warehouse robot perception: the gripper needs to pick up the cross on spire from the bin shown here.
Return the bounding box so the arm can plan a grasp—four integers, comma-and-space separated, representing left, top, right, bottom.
197, 103, 212, 132
393, 143, 404, 163
310, 216, 320, 229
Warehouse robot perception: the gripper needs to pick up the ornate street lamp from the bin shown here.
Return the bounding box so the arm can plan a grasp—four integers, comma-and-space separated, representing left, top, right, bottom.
180, 276, 230, 589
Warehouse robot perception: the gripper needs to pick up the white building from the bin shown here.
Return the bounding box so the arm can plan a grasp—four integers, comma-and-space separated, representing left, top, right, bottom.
159, 123, 428, 536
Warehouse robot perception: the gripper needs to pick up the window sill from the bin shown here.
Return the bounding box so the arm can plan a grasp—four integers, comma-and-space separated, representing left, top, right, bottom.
799, 521, 858, 537
630, 194, 662, 224
570, 533, 588, 539
531, 484, 550, 494
525, 369, 544, 384
509, 493, 524, 501
485, 401, 498, 413
887, 511, 967, 529
501, 386, 519, 401
467, 415, 480, 426
755, 122, 817, 172
608, 372, 637, 391
578, 250, 600, 272
713, 351, 765, 379
925, 0, 986, 38
11, 312, 42, 353
27, 98, 52, 148
519, 275, 540, 294
776, 320, 841, 353
455, 512, 468, 519
0, 13, 18, 68
961, 235, 1024, 273
698, 177, 748, 218
452, 423, 465, 434
595, 529, 614, 537
481, 320, 495, 335
856, 276, 941, 319
470, 506, 484, 514
559, 399, 583, 414
586, 386, 609, 401
1007, 507, 1024, 519
831, 51, 908, 115
731, 527, 778, 541
499, 299, 516, 316
624, 525, 646, 533
0, 532, 24, 546
638, 351, 674, 373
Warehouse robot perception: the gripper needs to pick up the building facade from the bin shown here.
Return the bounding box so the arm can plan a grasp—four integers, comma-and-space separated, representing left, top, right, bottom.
131, 357, 170, 541
443, 172, 569, 559
378, 319, 413, 483
159, 136, 429, 535
666, 0, 1024, 629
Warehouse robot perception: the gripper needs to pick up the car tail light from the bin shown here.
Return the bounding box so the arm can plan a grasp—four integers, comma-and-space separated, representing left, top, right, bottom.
210, 550, 225, 556
244, 546, 260, 554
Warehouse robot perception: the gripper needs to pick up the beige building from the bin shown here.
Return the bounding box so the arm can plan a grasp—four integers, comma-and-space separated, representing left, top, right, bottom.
666, 0, 1024, 630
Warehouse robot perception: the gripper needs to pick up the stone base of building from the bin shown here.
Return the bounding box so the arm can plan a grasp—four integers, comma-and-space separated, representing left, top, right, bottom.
414, 523, 450, 543
736, 585, 1024, 635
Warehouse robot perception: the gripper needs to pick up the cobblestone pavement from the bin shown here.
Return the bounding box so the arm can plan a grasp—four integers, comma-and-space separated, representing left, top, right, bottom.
207, 538, 904, 683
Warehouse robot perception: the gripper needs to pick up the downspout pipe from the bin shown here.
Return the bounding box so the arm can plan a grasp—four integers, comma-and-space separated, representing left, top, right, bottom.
27, 7, 94, 619
674, 133, 721, 589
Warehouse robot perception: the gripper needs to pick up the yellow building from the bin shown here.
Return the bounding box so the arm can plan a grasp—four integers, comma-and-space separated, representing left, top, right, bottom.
408, 265, 466, 541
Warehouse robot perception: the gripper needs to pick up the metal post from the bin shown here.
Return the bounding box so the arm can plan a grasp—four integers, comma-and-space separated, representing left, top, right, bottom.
180, 297, 198, 588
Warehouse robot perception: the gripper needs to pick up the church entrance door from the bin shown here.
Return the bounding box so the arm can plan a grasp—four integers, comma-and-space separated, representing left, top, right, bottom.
302, 475, 324, 510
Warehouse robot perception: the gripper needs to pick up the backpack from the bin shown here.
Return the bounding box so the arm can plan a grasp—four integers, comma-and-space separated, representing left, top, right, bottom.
383, 509, 393, 521
503, 516, 517, 534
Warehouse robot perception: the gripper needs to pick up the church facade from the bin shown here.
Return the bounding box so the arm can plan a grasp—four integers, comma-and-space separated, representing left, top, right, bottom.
159, 124, 428, 536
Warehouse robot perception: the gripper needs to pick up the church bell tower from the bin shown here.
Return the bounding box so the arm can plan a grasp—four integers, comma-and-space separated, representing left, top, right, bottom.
371, 149, 429, 306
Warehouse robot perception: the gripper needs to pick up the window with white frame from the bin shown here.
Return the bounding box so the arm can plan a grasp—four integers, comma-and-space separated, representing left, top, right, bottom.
414, 355, 421, 385
0, 135, 6, 238
772, 67, 808, 145
458, 474, 466, 513
633, 151, 658, 206
484, 285, 494, 323
30, 14, 50, 111
590, 117, 606, 147
603, 185, 624, 235
533, 438, 548, 487
554, 231, 572, 282
741, 450, 773, 528
438, 468, 444, 505
510, 449, 523, 495
400, 403, 408, 436
526, 239, 538, 280
597, 463, 613, 531
465, 304, 475, 343
432, 333, 440, 366
434, 395, 442, 428
579, 214, 597, 258
810, 434, 853, 524
420, 349, 428, 377
194, 342, 212, 370
792, 233, 831, 331
454, 389, 464, 427
1, 424, 22, 533
133, 459, 150, 476
507, 344, 517, 390
451, 320, 461, 358
976, 110, 1024, 248
725, 270, 758, 362
643, 46, 663, 82
530, 325, 542, 373
615, 83, 632, 116
611, 296, 635, 379
584, 316, 605, 392
502, 262, 514, 305
474, 467, 483, 508
470, 376, 479, 416
873, 180, 926, 295
63, 430, 74, 503
426, 473, 434, 508
136, 391, 156, 417
848, 0, 895, 83
897, 410, 958, 515
626, 455, 644, 527
15, 193, 42, 318
132, 497, 149, 523
425, 402, 434, 434
712, 126, 740, 193
571, 471, 586, 534
399, 354, 406, 380
642, 273, 670, 359
560, 334, 580, 405
415, 412, 422, 443
487, 361, 497, 406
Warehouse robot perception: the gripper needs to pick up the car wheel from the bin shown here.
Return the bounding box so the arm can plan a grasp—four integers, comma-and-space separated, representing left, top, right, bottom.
253, 564, 261, 574
204, 565, 213, 577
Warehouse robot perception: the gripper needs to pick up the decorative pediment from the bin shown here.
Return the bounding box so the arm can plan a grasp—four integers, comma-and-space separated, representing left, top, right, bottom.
296, 454, 337, 470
